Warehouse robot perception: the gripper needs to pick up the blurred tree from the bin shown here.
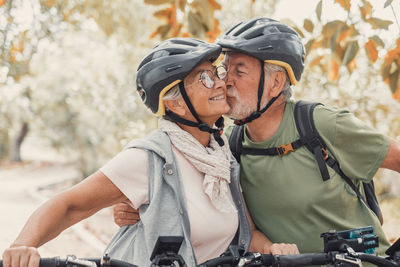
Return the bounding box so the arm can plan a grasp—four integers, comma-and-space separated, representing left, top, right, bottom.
293, 0, 400, 103
145, 0, 278, 41
0, 0, 159, 175
0, 0, 36, 161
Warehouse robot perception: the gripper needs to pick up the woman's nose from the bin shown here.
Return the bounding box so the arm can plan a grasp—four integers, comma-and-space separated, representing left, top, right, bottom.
214, 77, 226, 89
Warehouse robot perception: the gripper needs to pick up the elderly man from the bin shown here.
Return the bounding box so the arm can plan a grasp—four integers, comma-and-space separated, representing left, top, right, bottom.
114, 18, 400, 255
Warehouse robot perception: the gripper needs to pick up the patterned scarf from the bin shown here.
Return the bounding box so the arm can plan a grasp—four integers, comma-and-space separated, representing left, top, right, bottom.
159, 119, 236, 213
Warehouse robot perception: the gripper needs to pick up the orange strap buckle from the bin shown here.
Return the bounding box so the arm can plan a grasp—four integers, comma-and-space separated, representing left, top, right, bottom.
321, 147, 329, 160
277, 143, 295, 156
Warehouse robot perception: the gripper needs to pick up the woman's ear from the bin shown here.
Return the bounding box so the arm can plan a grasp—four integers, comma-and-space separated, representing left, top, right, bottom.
164, 99, 187, 116
269, 71, 286, 97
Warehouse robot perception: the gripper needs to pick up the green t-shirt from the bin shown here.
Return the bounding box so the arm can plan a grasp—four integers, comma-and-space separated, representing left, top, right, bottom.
226, 100, 390, 255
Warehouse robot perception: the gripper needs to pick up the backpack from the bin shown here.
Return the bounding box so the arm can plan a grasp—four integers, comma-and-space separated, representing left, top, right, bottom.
228, 100, 383, 225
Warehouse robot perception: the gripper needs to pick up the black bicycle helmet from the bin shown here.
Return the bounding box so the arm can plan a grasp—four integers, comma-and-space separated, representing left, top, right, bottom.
215, 18, 305, 125
216, 17, 305, 85
136, 37, 221, 116
136, 37, 226, 146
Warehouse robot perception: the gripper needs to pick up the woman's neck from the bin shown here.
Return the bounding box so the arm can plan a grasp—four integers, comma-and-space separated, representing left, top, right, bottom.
177, 123, 211, 147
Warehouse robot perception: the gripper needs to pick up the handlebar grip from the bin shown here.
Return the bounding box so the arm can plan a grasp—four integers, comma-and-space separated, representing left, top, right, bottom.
198, 255, 235, 266
109, 259, 137, 267
276, 253, 332, 266
0, 258, 61, 267
259, 254, 276, 265
39, 258, 63, 267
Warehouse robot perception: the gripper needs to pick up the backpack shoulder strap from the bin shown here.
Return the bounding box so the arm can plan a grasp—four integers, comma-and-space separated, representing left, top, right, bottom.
229, 125, 245, 163
294, 100, 331, 181
294, 101, 384, 222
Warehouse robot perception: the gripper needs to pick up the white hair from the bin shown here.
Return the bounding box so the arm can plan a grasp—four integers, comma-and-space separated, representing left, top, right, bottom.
263, 62, 292, 101
162, 84, 182, 101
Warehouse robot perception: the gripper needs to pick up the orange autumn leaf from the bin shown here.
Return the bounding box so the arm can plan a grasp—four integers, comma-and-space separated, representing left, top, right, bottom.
328, 58, 339, 81
168, 4, 177, 27
383, 37, 400, 65
45, 0, 55, 7
149, 29, 159, 39
309, 55, 325, 68
335, 0, 351, 11
347, 58, 357, 73
359, 0, 372, 19
207, 0, 221, 10
365, 39, 378, 63
206, 18, 221, 42
153, 8, 171, 20
393, 87, 400, 102
181, 32, 191, 37
311, 40, 323, 49
338, 30, 351, 43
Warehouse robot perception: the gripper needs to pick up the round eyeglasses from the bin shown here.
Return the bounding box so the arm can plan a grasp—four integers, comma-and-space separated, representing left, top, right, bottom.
194, 65, 227, 89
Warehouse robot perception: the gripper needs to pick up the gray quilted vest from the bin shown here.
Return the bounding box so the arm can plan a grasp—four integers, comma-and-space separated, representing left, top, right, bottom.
103, 130, 251, 266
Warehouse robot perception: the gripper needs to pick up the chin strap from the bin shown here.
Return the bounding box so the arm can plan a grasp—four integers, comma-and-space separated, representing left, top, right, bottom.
234, 60, 283, 126
165, 83, 225, 146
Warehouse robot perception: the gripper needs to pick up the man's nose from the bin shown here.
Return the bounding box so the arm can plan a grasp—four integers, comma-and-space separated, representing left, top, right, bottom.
225, 76, 233, 89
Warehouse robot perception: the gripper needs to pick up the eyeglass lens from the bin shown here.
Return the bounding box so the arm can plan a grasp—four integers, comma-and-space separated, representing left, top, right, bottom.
199, 66, 227, 89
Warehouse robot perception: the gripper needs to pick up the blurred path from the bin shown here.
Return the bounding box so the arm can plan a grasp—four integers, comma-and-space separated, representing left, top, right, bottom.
0, 161, 117, 258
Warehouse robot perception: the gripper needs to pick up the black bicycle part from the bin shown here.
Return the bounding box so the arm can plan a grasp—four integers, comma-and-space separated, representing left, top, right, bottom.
149, 236, 186, 267
0, 256, 137, 267
321, 227, 379, 254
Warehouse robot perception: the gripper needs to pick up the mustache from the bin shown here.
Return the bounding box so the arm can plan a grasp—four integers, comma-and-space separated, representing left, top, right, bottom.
226, 86, 238, 98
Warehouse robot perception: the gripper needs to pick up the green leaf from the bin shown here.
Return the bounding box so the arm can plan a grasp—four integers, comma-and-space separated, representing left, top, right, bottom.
158, 24, 172, 39
144, 0, 173, 5
371, 35, 385, 47
329, 27, 342, 52
389, 69, 400, 93
281, 18, 305, 38
342, 40, 359, 65
191, 0, 213, 30
384, 0, 394, 8
188, 11, 204, 37
316, 0, 322, 21
305, 39, 315, 53
367, 17, 393, 30
303, 19, 314, 33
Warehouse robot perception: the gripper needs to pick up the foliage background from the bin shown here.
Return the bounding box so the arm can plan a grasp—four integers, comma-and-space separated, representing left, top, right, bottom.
1, 0, 400, 178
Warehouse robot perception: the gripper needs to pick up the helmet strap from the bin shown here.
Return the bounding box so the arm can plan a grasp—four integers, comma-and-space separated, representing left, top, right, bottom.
234, 61, 282, 125
164, 83, 225, 146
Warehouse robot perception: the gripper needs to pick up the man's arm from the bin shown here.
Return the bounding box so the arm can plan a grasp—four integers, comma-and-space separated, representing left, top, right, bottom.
113, 202, 140, 226
381, 138, 400, 172
245, 205, 298, 255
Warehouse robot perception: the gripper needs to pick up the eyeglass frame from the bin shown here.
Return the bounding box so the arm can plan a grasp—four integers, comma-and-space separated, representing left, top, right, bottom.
186, 65, 227, 89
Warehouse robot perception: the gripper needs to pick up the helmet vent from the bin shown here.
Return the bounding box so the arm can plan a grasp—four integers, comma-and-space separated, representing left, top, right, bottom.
166, 65, 182, 72
138, 88, 147, 102
258, 45, 273, 51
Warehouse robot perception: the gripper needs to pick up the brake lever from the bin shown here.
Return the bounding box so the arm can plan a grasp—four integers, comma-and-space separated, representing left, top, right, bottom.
237, 252, 261, 267
334, 254, 362, 267
66, 255, 97, 267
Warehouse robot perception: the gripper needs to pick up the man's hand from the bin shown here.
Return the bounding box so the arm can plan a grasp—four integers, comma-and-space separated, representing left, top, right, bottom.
113, 202, 140, 227
264, 243, 299, 255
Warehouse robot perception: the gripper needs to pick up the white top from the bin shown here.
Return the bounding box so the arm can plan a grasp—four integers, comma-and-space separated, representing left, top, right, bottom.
100, 146, 239, 264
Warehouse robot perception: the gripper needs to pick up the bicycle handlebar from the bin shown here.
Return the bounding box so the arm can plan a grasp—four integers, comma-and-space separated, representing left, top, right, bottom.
200, 251, 400, 267
0, 257, 137, 267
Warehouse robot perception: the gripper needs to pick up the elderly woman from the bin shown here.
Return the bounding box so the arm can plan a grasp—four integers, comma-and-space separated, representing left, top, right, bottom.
2, 38, 296, 267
